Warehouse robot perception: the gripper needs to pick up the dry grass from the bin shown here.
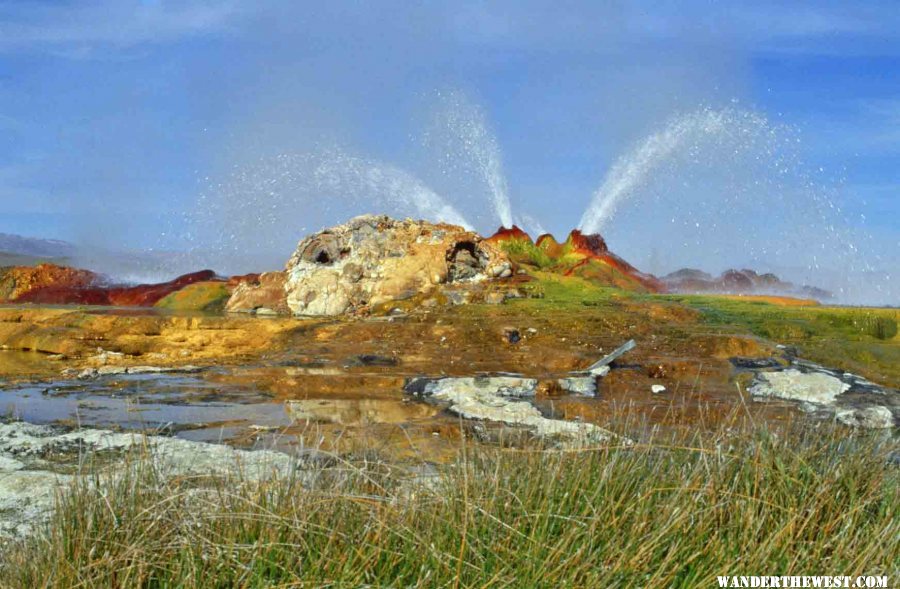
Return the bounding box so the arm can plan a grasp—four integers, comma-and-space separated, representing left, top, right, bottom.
0, 416, 897, 589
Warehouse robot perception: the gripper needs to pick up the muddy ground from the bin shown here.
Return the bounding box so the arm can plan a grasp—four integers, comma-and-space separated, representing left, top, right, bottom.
2, 281, 896, 465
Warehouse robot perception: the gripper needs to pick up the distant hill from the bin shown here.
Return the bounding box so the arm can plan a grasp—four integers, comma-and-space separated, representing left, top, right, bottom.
0, 233, 75, 260
661, 267, 833, 301
0, 251, 72, 267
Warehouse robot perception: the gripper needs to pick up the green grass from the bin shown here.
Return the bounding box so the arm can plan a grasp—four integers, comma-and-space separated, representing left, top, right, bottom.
2, 421, 897, 588
514, 272, 625, 308
668, 295, 900, 387
498, 239, 555, 269
153, 282, 232, 313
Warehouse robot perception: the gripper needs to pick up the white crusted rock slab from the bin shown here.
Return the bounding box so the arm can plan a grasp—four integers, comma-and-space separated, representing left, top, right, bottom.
406, 375, 622, 446
749, 369, 850, 405
407, 376, 538, 399
0, 421, 306, 540
836, 406, 895, 429
558, 376, 597, 397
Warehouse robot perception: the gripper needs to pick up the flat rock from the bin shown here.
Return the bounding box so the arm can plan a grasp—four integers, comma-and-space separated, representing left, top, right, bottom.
836, 406, 895, 429
749, 369, 850, 405
405, 375, 538, 398
557, 376, 597, 397
0, 421, 304, 540
585, 340, 636, 374
406, 375, 621, 446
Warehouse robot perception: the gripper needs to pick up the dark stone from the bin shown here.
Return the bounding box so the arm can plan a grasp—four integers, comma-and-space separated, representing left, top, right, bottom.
344, 354, 399, 368
447, 241, 487, 282
403, 377, 432, 396
730, 357, 782, 370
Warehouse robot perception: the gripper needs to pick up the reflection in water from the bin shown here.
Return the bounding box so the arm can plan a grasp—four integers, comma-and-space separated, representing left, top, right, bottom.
0, 351, 56, 379
0, 372, 291, 440
286, 398, 438, 425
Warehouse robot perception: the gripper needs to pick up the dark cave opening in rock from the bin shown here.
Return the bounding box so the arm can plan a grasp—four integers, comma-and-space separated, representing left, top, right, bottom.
447, 241, 486, 282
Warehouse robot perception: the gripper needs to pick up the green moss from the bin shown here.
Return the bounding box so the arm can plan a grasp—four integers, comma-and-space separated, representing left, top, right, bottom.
515, 272, 623, 308
498, 239, 554, 268
153, 282, 231, 313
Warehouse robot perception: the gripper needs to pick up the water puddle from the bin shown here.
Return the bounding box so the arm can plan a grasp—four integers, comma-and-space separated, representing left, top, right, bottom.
0, 365, 452, 453
0, 371, 291, 443
3, 344, 889, 462
0, 351, 56, 380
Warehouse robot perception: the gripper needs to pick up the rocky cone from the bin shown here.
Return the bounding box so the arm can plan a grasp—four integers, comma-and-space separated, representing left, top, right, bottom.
487, 226, 662, 292
283, 215, 511, 316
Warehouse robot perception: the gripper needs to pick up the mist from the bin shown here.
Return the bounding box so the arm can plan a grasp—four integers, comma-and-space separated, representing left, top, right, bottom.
0, 2, 897, 304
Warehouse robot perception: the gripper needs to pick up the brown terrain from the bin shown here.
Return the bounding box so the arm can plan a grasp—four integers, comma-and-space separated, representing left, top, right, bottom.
0, 217, 894, 461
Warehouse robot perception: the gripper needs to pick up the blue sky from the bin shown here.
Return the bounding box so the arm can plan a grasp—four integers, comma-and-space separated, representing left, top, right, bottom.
0, 1, 897, 294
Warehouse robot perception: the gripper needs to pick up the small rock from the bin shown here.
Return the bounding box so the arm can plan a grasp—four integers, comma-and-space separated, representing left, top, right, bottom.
126, 366, 166, 374
835, 406, 895, 429
525, 327, 538, 335
248, 424, 279, 432
585, 339, 636, 374
94, 350, 124, 365
224, 271, 289, 315
445, 291, 470, 306
96, 366, 127, 376
730, 357, 782, 370
76, 368, 98, 380
501, 327, 521, 344
490, 262, 512, 278
647, 364, 668, 378
558, 376, 597, 397
651, 384, 667, 394
125, 365, 203, 375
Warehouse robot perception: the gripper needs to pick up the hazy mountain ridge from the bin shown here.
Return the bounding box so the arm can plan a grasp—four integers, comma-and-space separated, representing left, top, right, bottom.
0, 234, 75, 259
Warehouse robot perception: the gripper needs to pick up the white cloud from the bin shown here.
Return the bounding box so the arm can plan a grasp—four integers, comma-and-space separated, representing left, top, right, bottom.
0, 0, 242, 55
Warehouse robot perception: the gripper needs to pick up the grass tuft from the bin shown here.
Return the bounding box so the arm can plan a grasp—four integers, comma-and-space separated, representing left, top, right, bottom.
1, 420, 897, 588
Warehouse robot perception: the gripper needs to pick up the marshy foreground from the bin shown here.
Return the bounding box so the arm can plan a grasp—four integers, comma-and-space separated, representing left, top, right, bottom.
0, 215, 897, 586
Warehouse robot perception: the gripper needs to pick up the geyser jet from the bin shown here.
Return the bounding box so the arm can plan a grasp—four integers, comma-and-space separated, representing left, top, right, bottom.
425, 90, 514, 229
579, 108, 740, 234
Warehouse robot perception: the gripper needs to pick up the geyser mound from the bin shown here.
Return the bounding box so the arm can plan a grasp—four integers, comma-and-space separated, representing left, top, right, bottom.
282, 215, 512, 316
486, 225, 662, 293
